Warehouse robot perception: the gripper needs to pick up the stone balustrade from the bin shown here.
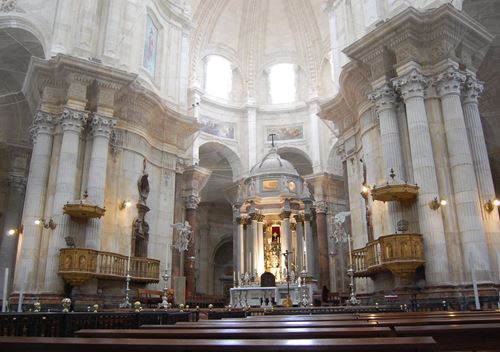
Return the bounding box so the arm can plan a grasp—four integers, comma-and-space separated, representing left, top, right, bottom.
58, 248, 160, 286
352, 234, 425, 279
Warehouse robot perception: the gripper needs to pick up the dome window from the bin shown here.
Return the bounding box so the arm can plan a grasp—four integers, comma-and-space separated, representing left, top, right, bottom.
269, 63, 296, 104
205, 55, 232, 100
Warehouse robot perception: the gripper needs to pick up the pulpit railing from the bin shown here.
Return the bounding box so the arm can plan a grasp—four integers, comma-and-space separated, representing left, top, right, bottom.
58, 248, 160, 286
352, 233, 425, 278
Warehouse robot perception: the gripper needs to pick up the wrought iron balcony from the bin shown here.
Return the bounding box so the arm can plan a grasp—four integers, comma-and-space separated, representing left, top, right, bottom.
352, 233, 425, 279
58, 248, 160, 286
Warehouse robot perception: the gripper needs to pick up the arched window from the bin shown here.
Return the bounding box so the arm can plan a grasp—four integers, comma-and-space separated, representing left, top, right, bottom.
205, 55, 232, 100
269, 63, 296, 104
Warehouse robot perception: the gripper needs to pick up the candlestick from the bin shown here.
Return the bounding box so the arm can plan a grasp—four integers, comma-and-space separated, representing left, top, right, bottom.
347, 234, 353, 267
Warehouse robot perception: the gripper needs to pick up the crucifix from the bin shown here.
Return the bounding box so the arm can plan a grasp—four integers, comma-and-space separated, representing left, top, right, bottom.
269, 133, 277, 147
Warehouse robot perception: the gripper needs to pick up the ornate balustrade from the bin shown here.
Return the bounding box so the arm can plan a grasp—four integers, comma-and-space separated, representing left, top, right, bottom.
58, 248, 160, 286
352, 233, 425, 279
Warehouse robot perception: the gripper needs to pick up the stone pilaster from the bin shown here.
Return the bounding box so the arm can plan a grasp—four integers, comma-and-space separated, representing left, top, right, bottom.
14, 111, 55, 293
232, 204, 242, 284
435, 66, 491, 282
85, 114, 116, 249
392, 67, 450, 285
462, 77, 500, 281
303, 210, 315, 278
44, 107, 88, 293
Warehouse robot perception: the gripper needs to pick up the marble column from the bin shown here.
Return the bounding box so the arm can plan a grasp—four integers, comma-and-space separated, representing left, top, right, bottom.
44, 107, 88, 293
251, 217, 259, 276
392, 67, 450, 285
85, 115, 116, 249
256, 214, 265, 276
238, 218, 245, 278
294, 215, 304, 271
0, 174, 26, 298
14, 112, 55, 292
184, 195, 199, 295
280, 211, 291, 277
369, 84, 405, 233
462, 76, 500, 281
232, 204, 242, 285
435, 66, 491, 281
303, 212, 315, 278
315, 201, 330, 289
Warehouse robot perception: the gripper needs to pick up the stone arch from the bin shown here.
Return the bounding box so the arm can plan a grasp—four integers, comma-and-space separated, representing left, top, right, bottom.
277, 146, 313, 176
327, 142, 344, 177
211, 235, 233, 297
198, 141, 244, 181
0, 16, 48, 59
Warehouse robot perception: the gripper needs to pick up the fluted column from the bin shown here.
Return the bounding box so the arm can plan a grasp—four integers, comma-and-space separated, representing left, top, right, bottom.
44, 107, 88, 293
238, 218, 245, 278
256, 214, 265, 276
435, 67, 491, 281
184, 195, 199, 295
315, 201, 330, 289
14, 112, 55, 292
462, 77, 500, 280
280, 210, 292, 276
392, 67, 450, 285
251, 217, 259, 276
85, 115, 116, 249
0, 174, 26, 298
369, 84, 406, 234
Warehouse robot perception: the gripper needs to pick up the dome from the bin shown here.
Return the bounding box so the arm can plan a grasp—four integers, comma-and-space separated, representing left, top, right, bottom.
249, 148, 299, 177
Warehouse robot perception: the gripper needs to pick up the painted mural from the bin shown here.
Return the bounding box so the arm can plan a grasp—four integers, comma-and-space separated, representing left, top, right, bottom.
143, 15, 158, 77
266, 125, 304, 141
200, 117, 235, 139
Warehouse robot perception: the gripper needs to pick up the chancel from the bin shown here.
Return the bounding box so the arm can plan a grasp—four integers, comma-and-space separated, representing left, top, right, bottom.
1, 0, 500, 349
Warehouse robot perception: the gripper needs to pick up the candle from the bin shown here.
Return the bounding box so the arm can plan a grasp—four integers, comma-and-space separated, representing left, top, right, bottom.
347, 234, 353, 267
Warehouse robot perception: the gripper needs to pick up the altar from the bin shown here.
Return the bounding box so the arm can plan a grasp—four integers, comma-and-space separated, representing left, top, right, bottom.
230, 284, 312, 308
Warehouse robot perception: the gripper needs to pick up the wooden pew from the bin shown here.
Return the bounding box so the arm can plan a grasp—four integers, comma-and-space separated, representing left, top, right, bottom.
224, 314, 360, 321
142, 319, 377, 329
137, 288, 163, 308
0, 336, 437, 351
373, 316, 500, 328
75, 326, 393, 339
395, 323, 500, 351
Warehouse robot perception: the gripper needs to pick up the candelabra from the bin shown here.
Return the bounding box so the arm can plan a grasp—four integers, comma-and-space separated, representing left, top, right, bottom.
347, 266, 359, 305
158, 268, 171, 309
119, 272, 132, 308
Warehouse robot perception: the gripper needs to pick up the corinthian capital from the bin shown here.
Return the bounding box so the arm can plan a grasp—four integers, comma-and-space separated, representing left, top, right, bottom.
61, 107, 89, 134
462, 77, 484, 105
30, 111, 56, 143
368, 84, 397, 113
184, 194, 200, 210
434, 66, 466, 98
392, 69, 427, 101
90, 114, 117, 138
314, 200, 328, 214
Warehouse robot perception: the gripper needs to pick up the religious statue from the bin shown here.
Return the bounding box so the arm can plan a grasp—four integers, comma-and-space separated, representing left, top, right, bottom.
138, 159, 150, 206
171, 221, 192, 252
247, 178, 255, 196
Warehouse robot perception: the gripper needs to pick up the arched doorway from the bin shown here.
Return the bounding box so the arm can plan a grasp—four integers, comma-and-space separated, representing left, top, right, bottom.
212, 240, 233, 301
195, 142, 241, 295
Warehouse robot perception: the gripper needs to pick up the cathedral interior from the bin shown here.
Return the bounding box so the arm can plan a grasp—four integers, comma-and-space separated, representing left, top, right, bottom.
0, 0, 500, 313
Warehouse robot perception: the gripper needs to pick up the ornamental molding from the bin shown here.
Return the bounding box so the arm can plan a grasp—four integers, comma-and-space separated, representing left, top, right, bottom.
343, 5, 494, 81
314, 201, 328, 214
0, 0, 23, 12
8, 174, 27, 194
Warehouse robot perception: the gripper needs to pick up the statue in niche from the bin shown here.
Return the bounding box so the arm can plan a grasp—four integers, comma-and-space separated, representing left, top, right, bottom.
138, 158, 150, 206
247, 178, 255, 196
302, 181, 311, 198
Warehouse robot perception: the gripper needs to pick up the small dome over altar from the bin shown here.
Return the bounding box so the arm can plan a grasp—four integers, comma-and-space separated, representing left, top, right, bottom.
249, 148, 299, 178
243, 147, 309, 201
